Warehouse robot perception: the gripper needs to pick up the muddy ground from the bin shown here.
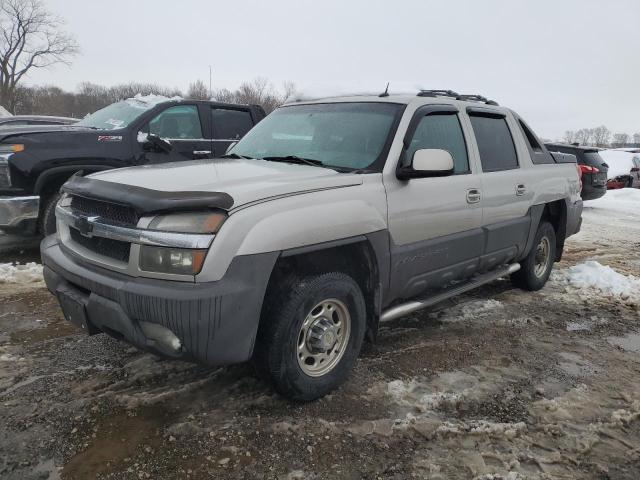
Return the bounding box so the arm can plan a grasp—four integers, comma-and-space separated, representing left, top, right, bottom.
1, 201, 640, 480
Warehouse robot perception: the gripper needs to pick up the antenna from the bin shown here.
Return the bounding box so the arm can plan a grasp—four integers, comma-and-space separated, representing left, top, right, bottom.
209, 66, 213, 98
379, 82, 390, 98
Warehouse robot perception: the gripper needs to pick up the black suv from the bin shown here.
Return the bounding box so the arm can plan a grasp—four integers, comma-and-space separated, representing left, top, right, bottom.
545, 143, 608, 200
0, 97, 265, 236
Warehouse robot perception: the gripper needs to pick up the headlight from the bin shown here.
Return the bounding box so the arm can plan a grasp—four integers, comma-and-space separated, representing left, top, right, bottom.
139, 211, 226, 275
147, 211, 226, 233
139, 246, 208, 275
0, 144, 23, 188
0, 144, 24, 154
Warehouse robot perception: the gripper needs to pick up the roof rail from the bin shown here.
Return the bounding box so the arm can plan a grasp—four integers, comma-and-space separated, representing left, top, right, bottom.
416, 90, 499, 106
417, 89, 460, 98
456, 94, 499, 106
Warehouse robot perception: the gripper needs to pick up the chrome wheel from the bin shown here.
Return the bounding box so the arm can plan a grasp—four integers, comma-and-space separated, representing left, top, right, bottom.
297, 298, 351, 377
533, 236, 551, 278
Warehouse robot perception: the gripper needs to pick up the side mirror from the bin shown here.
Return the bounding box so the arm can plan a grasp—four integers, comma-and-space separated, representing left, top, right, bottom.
397, 148, 454, 179
139, 132, 173, 153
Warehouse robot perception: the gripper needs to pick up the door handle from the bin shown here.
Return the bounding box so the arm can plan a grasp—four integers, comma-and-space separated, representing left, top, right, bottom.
515, 184, 526, 196
193, 150, 212, 157
466, 188, 481, 204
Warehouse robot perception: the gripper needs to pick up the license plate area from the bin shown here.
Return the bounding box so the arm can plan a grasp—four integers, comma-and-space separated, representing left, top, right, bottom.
57, 285, 93, 334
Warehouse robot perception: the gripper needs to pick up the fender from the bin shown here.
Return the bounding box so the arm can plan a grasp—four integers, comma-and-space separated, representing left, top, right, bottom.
197, 181, 389, 283
34, 164, 115, 194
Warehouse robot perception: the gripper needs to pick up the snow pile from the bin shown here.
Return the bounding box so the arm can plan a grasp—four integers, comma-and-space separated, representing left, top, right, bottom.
127, 93, 182, 107
561, 261, 640, 305
599, 150, 638, 180
0, 262, 43, 284
584, 187, 640, 213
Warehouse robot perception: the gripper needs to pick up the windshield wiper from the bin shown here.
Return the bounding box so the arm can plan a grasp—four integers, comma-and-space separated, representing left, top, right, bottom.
221, 153, 253, 159
262, 155, 325, 168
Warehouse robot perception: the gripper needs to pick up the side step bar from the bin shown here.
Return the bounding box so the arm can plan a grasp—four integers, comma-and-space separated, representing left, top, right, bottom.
380, 263, 521, 323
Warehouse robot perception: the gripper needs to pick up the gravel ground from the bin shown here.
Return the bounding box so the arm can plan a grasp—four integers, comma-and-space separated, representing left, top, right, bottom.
1, 195, 640, 479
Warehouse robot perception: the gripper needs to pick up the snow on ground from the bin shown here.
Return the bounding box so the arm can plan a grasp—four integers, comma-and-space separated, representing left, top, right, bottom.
0, 262, 43, 284
583, 187, 640, 215
599, 150, 640, 180
554, 260, 640, 307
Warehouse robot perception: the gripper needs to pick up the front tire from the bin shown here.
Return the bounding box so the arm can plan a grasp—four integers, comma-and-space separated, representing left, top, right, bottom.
253, 272, 366, 401
39, 191, 61, 236
512, 221, 556, 291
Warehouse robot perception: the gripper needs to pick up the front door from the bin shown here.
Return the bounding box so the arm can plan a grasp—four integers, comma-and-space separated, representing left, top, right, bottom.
141, 104, 211, 163
384, 105, 483, 302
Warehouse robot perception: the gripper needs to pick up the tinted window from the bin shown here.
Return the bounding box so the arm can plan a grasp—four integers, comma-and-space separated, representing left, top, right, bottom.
407, 114, 469, 174
147, 105, 203, 139
211, 108, 254, 140
583, 152, 606, 168
470, 115, 519, 172
518, 120, 542, 151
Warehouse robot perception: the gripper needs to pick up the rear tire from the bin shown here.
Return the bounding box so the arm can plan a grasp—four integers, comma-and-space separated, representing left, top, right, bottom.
39, 191, 61, 236
512, 221, 556, 291
253, 272, 366, 401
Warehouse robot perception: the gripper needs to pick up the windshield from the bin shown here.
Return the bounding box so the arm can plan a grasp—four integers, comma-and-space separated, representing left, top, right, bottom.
229, 102, 403, 171
76, 99, 157, 130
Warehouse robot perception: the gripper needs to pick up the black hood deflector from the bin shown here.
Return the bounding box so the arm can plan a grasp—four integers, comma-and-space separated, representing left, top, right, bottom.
62, 174, 234, 214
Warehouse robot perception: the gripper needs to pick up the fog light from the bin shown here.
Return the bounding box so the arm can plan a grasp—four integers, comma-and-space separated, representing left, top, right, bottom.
138, 321, 182, 355
139, 246, 207, 275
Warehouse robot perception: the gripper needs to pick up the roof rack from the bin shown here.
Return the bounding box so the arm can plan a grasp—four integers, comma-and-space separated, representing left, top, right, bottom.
416, 90, 499, 106
416, 89, 460, 98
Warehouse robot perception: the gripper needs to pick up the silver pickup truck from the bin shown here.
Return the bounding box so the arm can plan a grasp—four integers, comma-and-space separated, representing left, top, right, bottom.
41, 90, 582, 401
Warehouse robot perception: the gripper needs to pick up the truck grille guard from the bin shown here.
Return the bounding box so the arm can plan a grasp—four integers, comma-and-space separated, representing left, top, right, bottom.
56, 204, 214, 250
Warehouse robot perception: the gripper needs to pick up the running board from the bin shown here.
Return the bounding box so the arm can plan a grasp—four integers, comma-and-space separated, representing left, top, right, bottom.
380, 263, 521, 323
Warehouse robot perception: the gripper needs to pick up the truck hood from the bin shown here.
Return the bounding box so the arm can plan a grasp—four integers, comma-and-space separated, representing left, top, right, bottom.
0, 124, 96, 140
88, 158, 363, 210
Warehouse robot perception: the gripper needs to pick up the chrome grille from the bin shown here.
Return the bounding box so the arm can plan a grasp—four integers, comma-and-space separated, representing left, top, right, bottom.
69, 227, 131, 263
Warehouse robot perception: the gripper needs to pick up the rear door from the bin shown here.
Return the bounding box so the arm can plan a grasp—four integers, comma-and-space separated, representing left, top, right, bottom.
141, 104, 211, 162
466, 108, 531, 270
384, 104, 484, 301
210, 106, 256, 156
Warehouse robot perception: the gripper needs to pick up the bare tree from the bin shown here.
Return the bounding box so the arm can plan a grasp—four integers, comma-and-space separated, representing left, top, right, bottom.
612, 132, 630, 146
575, 128, 592, 146
563, 130, 577, 144
633, 132, 640, 144
213, 77, 297, 113
0, 0, 79, 111
187, 79, 209, 100
591, 125, 611, 147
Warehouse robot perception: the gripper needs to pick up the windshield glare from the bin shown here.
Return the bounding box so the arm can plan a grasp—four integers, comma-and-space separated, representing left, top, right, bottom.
76, 99, 156, 130
230, 102, 402, 170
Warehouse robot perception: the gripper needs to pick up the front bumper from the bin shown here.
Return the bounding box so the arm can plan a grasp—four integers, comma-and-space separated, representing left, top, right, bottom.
41, 235, 278, 366
0, 195, 39, 230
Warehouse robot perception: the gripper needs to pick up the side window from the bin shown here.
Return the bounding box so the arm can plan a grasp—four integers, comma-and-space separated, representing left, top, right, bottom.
518, 120, 542, 152
469, 115, 519, 172
146, 105, 203, 139
211, 108, 254, 140
407, 113, 470, 174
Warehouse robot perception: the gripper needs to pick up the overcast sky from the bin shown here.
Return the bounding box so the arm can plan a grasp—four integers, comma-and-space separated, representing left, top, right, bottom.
26, 0, 640, 140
